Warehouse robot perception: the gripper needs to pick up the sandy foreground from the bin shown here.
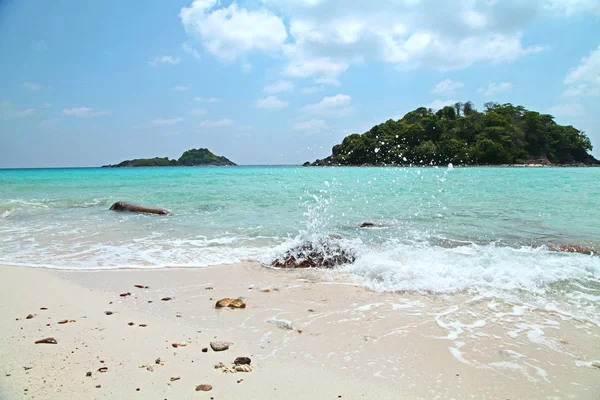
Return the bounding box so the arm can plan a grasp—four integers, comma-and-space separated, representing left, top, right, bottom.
0, 263, 598, 400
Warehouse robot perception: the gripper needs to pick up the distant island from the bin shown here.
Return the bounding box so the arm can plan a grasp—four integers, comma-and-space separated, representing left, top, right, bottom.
307, 102, 599, 166
102, 148, 236, 167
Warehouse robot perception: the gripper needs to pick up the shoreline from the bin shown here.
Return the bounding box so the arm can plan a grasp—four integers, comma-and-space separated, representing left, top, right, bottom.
1, 262, 598, 399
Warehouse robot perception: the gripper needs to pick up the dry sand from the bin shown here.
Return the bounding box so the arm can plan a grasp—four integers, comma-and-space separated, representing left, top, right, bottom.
0, 262, 598, 399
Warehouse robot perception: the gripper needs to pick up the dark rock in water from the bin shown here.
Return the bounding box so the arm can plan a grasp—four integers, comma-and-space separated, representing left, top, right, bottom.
271, 236, 356, 269
359, 222, 376, 228
547, 243, 595, 255
109, 201, 170, 215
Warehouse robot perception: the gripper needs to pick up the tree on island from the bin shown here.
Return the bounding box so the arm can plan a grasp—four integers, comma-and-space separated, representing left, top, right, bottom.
103, 148, 236, 167
310, 102, 597, 166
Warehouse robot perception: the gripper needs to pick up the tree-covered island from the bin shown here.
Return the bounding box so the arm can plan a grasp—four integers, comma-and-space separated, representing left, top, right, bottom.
308, 102, 598, 166
102, 148, 236, 167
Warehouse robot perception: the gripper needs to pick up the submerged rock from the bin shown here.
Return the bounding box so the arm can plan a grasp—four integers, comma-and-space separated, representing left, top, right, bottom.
547, 243, 595, 256
359, 222, 376, 228
109, 201, 170, 215
271, 236, 356, 269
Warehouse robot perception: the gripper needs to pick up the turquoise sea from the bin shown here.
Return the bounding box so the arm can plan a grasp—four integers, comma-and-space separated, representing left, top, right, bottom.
1, 166, 599, 320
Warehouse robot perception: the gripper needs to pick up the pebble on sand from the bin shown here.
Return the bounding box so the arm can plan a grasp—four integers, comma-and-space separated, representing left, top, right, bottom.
104, 311, 113, 315
196, 384, 212, 391
215, 298, 246, 309
57, 320, 69, 324
134, 285, 148, 289
170, 376, 180, 382
235, 365, 252, 372
210, 341, 230, 351
35, 337, 57, 344
234, 357, 251, 365
26, 314, 34, 319
98, 367, 108, 373
161, 297, 172, 301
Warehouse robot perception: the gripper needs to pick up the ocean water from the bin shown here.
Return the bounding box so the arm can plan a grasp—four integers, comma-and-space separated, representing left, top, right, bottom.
1, 166, 599, 321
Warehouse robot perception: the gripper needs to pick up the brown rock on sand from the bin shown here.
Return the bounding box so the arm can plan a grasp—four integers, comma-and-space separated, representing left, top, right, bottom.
196, 384, 212, 391
210, 341, 230, 351
215, 298, 246, 308
34, 338, 57, 344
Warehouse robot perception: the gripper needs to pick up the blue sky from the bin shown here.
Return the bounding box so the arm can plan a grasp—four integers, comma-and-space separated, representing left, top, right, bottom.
1, 0, 599, 167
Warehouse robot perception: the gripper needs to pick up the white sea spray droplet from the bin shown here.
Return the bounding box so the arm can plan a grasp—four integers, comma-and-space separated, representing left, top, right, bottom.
448, 163, 454, 171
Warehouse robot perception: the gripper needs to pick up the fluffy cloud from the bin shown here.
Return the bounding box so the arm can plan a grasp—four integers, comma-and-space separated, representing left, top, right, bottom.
199, 118, 233, 127
180, 0, 287, 61
548, 103, 585, 117
148, 56, 180, 67
479, 82, 513, 96
182, 42, 201, 59
255, 95, 289, 109
22, 82, 41, 91
292, 119, 328, 132
432, 79, 464, 95
151, 117, 184, 125
563, 46, 600, 97
426, 99, 457, 111
263, 80, 294, 94
62, 107, 111, 117
303, 94, 352, 116
545, 0, 600, 15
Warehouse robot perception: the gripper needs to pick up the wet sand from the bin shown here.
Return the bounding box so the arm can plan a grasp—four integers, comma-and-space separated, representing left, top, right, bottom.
0, 263, 598, 399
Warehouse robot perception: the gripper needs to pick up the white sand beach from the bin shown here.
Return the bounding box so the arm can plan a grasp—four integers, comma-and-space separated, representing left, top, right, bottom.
0, 263, 598, 399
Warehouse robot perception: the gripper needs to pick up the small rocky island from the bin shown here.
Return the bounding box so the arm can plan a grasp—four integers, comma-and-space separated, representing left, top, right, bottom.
102, 148, 236, 167
306, 102, 599, 167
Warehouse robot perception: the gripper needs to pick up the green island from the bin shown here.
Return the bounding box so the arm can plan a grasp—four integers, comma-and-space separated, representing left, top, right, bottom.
102, 148, 236, 167
308, 102, 599, 166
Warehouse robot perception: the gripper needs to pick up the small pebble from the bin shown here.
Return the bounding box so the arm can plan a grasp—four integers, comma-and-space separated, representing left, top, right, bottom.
202, 347, 208, 353
104, 311, 113, 316
234, 357, 251, 365
128, 322, 134, 326
26, 314, 34, 319
196, 384, 212, 392
170, 376, 180, 382
161, 297, 172, 301
98, 367, 108, 373
139, 324, 147, 327
95, 385, 101, 388
86, 372, 92, 377
210, 341, 230, 351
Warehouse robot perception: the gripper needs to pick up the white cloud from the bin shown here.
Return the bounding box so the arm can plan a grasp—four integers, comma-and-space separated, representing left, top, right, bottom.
0, 101, 35, 118
182, 42, 201, 59
173, 85, 190, 92
478, 81, 513, 96
426, 99, 458, 111
432, 79, 464, 95
256, 95, 289, 110
263, 80, 294, 94
180, 1, 287, 61
563, 46, 600, 97
148, 56, 180, 67
315, 77, 341, 86
292, 119, 328, 132
199, 118, 234, 127
545, 0, 600, 15
283, 56, 349, 79
62, 107, 111, 117
151, 117, 185, 126
22, 82, 41, 91
548, 103, 585, 117
194, 96, 221, 103
303, 94, 352, 116
189, 108, 206, 115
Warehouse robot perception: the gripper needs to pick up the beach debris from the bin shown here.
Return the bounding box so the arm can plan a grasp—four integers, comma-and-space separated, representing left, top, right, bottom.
271, 236, 356, 269
139, 324, 147, 327
196, 384, 212, 391
86, 372, 92, 377
136, 388, 141, 391
40, 307, 47, 310
215, 298, 246, 309
210, 341, 230, 352
104, 311, 113, 316
360, 222, 376, 227
35, 337, 57, 344
109, 201, 170, 215
128, 322, 135, 326
57, 320, 69, 324
172, 343, 179, 348
161, 297, 172, 301
592, 361, 600, 369
235, 365, 252, 373
95, 385, 101, 388
98, 367, 108, 373
308, 309, 314, 312
261, 288, 271, 293
146, 365, 154, 372
69, 319, 76, 323
297, 329, 303, 334
23, 366, 33, 371
119, 292, 131, 297
202, 347, 208, 353
205, 286, 213, 290
26, 314, 34, 319
134, 284, 149, 289
267, 317, 293, 331
170, 376, 180, 382
155, 358, 161, 364
234, 357, 251, 365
